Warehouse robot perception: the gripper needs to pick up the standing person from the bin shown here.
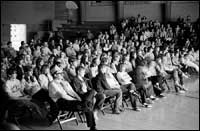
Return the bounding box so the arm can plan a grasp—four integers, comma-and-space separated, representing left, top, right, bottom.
49, 66, 97, 130
135, 59, 153, 108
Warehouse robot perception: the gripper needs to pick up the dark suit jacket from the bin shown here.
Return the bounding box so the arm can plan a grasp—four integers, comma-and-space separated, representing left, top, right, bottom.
72, 76, 95, 109
95, 73, 111, 93
135, 55, 144, 66
16, 65, 24, 81
72, 77, 92, 98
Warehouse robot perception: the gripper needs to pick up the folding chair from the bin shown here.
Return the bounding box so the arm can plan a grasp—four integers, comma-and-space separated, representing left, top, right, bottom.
55, 111, 78, 130
100, 96, 115, 115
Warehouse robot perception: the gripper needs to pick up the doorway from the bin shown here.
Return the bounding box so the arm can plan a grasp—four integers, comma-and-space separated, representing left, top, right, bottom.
10, 24, 26, 51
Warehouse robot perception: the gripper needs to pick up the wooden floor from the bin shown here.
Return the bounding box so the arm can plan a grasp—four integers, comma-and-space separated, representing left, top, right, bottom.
19, 75, 199, 130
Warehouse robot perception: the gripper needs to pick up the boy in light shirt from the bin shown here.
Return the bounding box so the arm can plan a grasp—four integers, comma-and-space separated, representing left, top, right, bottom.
117, 64, 141, 111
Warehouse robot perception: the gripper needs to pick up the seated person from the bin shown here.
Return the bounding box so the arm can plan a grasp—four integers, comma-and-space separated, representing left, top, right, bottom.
38, 64, 53, 90
160, 55, 186, 93
15, 56, 25, 81
95, 64, 123, 114
65, 42, 77, 58
67, 58, 78, 82
116, 64, 141, 111
48, 66, 97, 130
110, 54, 120, 74
162, 52, 178, 72
5, 67, 26, 99
33, 58, 44, 80
73, 66, 105, 120
121, 54, 133, 73
22, 66, 58, 124
4, 67, 42, 122
183, 53, 199, 73
53, 58, 71, 83
89, 57, 100, 78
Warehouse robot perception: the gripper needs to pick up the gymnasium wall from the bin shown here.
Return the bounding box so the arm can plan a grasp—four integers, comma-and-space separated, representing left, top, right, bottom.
170, 1, 199, 22
84, 1, 116, 22
1, 1, 54, 44
1, 1, 199, 45
124, 2, 163, 22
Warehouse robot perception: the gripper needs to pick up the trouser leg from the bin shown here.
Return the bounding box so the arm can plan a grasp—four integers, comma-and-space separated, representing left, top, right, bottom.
137, 86, 147, 104
94, 93, 105, 110
121, 84, 138, 108
104, 89, 122, 111
56, 99, 96, 128
32, 89, 59, 121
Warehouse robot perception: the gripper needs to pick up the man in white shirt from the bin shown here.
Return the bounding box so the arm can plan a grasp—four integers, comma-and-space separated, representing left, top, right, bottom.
49, 66, 97, 130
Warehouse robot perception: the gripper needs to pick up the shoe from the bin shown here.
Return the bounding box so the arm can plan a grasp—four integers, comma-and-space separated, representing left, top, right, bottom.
113, 109, 120, 114
119, 107, 125, 112
158, 94, 165, 98
133, 107, 141, 111
183, 88, 188, 91
181, 86, 188, 91
153, 97, 159, 101
94, 111, 99, 121
90, 126, 98, 130
143, 103, 152, 108
150, 96, 157, 100
183, 73, 189, 78
146, 98, 154, 104
178, 90, 185, 94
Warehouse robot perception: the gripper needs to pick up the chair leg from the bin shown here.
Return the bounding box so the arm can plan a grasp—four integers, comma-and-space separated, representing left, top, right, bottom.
101, 110, 105, 115
73, 113, 79, 125
125, 99, 129, 107
14, 117, 20, 129
77, 112, 84, 123
57, 117, 63, 130
122, 101, 125, 107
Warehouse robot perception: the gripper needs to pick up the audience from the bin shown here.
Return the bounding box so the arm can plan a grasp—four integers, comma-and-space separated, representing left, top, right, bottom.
1, 14, 199, 130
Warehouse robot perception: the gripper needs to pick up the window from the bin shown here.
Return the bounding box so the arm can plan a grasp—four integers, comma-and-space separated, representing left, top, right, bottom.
10, 24, 26, 51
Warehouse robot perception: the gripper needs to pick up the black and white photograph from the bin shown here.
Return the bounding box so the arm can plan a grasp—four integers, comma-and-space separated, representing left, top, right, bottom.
0, 1, 199, 130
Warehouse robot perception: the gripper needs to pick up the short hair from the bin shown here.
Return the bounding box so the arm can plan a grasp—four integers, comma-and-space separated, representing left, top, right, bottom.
98, 64, 107, 73
137, 59, 147, 66
76, 66, 85, 75
36, 57, 43, 66
68, 57, 77, 64
7, 41, 12, 46
41, 64, 49, 74
7, 66, 17, 76
100, 57, 109, 65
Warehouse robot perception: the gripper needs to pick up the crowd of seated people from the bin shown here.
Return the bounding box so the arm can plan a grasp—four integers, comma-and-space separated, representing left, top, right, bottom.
1, 14, 199, 130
